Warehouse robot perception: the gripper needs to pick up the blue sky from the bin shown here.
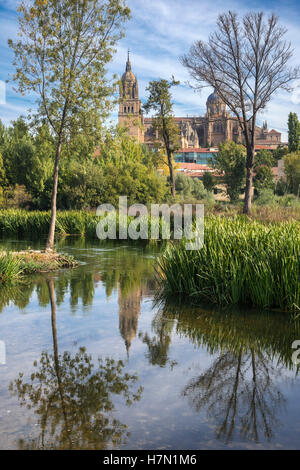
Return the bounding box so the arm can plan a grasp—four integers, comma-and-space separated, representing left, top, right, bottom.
1, 0, 300, 140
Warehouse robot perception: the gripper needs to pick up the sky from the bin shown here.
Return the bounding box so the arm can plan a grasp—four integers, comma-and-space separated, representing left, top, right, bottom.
0, 0, 300, 140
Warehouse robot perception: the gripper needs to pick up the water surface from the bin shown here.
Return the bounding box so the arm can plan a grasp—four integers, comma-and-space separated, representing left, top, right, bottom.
0, 238, 299, 450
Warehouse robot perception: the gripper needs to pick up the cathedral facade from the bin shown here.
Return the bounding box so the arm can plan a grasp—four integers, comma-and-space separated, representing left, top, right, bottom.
118, 54, 281, 149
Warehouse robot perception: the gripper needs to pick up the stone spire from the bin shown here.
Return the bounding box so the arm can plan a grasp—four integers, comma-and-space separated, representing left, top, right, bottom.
126, 49, 131, 72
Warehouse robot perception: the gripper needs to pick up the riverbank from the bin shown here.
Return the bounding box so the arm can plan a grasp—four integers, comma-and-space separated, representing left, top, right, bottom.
0, 205, 299, 240
157, 216, 300, 312
0, 250, 77, 284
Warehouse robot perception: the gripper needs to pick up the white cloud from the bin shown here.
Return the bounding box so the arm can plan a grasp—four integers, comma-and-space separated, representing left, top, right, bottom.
112, 0, 300, 141
0, 0, 299, 139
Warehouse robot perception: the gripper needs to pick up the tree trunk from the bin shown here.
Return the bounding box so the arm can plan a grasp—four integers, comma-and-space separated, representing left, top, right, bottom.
46, 136, 63, 251
243, 146, 255, 215
167, 149, 176, 198
47, 278, 72, 448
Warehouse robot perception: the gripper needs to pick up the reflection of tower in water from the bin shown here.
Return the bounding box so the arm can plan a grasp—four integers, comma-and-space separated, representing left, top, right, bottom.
118, 286, 143, 355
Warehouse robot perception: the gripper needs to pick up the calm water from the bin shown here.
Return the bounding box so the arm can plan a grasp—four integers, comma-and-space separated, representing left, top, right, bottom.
0, 238, 300, 450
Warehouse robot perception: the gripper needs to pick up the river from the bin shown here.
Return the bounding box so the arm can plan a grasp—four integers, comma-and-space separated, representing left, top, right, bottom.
0, 238, 299, 450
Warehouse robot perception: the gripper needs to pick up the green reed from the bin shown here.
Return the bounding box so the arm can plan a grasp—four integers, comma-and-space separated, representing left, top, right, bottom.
157, 216, 300, 312
0, 209, 164, 240
0, 253, 23, 283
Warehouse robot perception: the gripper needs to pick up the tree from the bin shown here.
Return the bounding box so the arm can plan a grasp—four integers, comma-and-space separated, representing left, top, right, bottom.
181, 11, 299, 214
273, 145, 288, 162
175, 173, 207, 200
284, 151, 300, 195
143, 78, 180, 197
10, 278, 142, 450
254, 166, 275, 194
202, 172, 217, 192
254, 149, 275, 169
288, 112, 300, 152
210, 141, 246, 203
9, 0, 130, 250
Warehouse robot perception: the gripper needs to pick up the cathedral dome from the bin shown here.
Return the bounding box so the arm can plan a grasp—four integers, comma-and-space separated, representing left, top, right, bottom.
122, 69, 136, 83
206, 88, 225, 117
206, 89, 222, 105
121, 51, 137, 84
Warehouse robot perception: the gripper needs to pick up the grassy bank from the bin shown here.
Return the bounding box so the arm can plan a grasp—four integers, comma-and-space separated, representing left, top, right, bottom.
0, 251, 77, 284
1, 205, 299, 242
0, 210, 94, 238
0, 209, 170, 240
157, 216, 300, 312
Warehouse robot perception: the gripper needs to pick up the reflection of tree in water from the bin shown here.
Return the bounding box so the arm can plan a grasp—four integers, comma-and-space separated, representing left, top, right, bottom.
0, 243, 157, 315
99, 247, 156, 300
157, 303, 300, 444
0, 244, 159, 358
183, 348, 284, 443
0, 283, 35, 312
9, 280, 143, 450
139, 311, 177, 368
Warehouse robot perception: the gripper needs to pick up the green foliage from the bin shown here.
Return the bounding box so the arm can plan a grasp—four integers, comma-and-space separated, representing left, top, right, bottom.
255, 189, 300, 209
255, 188, 277, 206
0, 122, 168, 210
202, 172, 216, 192
288, 112, 300, 152
254, 166, 275, 193
0, 152, 6, 188
10, 347, 142, 449
254, 149, 275, 168
175, 174, 207, 200
0, 250, 76, 284
210, 141, 246, 202
9, 0, 130, 139
284, 151, 300, 195
0, 253, 23, 283
273, 145, 288, 161
9, 0, 131, 248
157, 216, 300, 312
275, 177, 289, 196
143, 78, 180, 196
96, 132, 168, 206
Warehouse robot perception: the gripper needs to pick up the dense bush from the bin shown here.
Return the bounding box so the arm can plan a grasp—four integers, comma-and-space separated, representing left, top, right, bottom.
175, 174, 208, 200
0, 119, 169, 210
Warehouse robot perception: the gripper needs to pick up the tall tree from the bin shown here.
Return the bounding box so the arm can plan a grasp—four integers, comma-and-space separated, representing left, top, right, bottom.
181, 11, 299, 214
284, 151, 300, 196
9, 0, 130, 250
143, 78, 180, 197
210, 141, 246, 203
288, 112, 300, 152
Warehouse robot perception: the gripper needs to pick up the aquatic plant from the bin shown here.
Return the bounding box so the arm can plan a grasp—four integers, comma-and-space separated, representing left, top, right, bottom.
0, 250, 77, 284
0, 252, 23, 283
157, 216, 300, 312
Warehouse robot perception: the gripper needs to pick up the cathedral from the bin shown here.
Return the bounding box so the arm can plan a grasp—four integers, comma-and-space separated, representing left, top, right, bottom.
118, 53, 282, 149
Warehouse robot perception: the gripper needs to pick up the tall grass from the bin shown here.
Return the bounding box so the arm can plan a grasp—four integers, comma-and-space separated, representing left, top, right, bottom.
0, 210, 88, 238
157, 216, 300, 312
0, 209, 166, 240
0, 253, 23, 283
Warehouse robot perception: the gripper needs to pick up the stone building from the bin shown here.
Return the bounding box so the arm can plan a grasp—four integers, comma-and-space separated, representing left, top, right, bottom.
118, 54, 282, 149
118, 51, 144, 143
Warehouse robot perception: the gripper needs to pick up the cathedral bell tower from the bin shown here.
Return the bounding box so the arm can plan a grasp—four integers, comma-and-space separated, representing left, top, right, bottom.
118, 51, 144, 143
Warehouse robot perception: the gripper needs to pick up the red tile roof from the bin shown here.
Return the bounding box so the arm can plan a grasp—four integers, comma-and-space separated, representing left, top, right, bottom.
177, 162, 212, 170
176, 148, 216, 153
